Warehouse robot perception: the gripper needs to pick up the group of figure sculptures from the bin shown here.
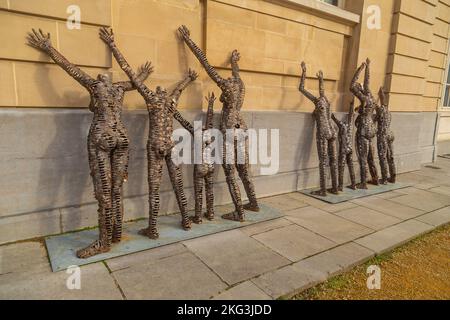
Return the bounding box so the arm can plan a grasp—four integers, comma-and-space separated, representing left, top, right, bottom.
26, 25, 395, 259
300, 58, 396, 197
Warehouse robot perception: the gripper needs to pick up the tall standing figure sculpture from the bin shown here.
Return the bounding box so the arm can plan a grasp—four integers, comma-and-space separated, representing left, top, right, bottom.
299, 62, 339, 196
27, 28, 151, 258
167, 93, 217, 224
99, 27, 196, 239
178, 25, 259, 222
350, 59, 379, 189
331, 99, 357, 190
375, 87, 396, 184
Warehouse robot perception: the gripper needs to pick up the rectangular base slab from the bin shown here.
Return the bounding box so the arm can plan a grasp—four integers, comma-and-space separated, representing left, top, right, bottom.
299, 182, 410, 204
45, 203, 282, 272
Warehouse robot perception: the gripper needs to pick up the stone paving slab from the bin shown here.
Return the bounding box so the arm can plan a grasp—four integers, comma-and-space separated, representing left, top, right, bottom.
332, 206, 402, 230
427, 186, 450, 196
354, 220, 434, 254
351, 196, 425, 220
112, 251, 227, 300
212, 281, 271, 300
295, 242, 374, 278
415, 206, 450, 227
259, 194, 308, 211
183, 229, 290, 285
105, 243, 187, 272
299, 183, 410, 204
240, 218, 293, 236
252, 263, 326, 299
45, 203, 282, 272
285, 206, 373, 244
389, 188, 450, 212
0, 262, 122, 300
252, 224, 336, 262
288, 192, 358, 213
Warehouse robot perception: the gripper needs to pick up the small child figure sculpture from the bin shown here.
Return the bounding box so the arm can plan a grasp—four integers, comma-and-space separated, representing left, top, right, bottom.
167, 93, 217, 224
331, 99, 357, 191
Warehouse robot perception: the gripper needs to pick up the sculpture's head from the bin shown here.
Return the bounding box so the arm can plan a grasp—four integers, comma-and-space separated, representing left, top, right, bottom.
156, 86, 167, 97
97, 73, 111, 84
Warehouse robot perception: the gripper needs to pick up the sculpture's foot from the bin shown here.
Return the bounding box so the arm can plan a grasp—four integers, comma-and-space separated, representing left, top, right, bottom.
380, 179, 388, 185
190, 215, 203, 225
368, 179, 379, 186
76, 240, 110, 259
338, 186, 344, 192
182, 218, 192, 231
348, 184, 357, 190
388, 176, 396, 184
311, 190, 327, 197
221, 212, 244, 222
204, 212, 214, 221
328, 188, 339, 195
356, 183, 368, 190
139, 227, 159, 240
243, 203, 260, 212
112, 237, 121, 244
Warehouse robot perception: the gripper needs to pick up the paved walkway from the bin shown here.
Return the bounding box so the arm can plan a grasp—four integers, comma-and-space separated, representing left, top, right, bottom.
1, 159, 450, 299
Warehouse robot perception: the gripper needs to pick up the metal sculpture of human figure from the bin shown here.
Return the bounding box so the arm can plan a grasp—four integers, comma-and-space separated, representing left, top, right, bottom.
178, 25, 259, 222
99, 27, 197, 239
331, 98, 357, 191
167, 93, 217, 224
351, 58, 379, 189
299, 62, 339, 196
375, 87, 396, 184
27, 28, 151, 258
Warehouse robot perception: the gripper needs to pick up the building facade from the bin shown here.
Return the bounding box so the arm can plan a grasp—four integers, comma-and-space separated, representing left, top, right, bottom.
0, 0, 449, 244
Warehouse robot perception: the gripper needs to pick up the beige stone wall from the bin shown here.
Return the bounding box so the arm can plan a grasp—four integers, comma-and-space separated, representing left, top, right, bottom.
0, 0, 111, 108
0, 0, 449, 114
387, 0, 449, 113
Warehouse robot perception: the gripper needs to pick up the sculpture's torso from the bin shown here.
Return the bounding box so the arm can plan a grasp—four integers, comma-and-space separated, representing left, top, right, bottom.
313, 97, 336, 140
376, 105, 393, 141
337, 120, 353, 154
147, 94, 175, 157
356, 95, 376, 139
219, 77, 247, 132
89, 81, 128, 150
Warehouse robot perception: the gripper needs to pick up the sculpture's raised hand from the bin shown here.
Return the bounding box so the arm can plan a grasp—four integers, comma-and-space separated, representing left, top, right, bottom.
206, 92, 216, 104
99, 27, 115, 45
138, 61, 154, 78
231, 50, 241, 63
301, 61, 307, 73
316, 70, 324, 79
366, 58, 371, 66
178, 25, 191, 40
188, 68, 198, 81
27, 28, 51, 51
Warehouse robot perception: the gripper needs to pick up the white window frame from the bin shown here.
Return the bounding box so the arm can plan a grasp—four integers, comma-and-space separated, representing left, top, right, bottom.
441, 40, 450, 109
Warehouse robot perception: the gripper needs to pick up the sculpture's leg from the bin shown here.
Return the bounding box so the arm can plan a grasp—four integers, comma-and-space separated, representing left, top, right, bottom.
357, 136, 369, 189
204, 173, 215, 220
387, 137, 396, 183
368, 140, 379, 185
237, 137, 259, 212
328, 138, 339, 194
312, 136, 327, 196
192, 165, 203, 224
111, 139, 129, 243
166, 153, 191, 231
346, 152, 356, 189
139, 146, 163, 239
377, 136, 389, 185
77, 141, 113, 258
222, 138, 245, 221
338, 148, 345, 192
